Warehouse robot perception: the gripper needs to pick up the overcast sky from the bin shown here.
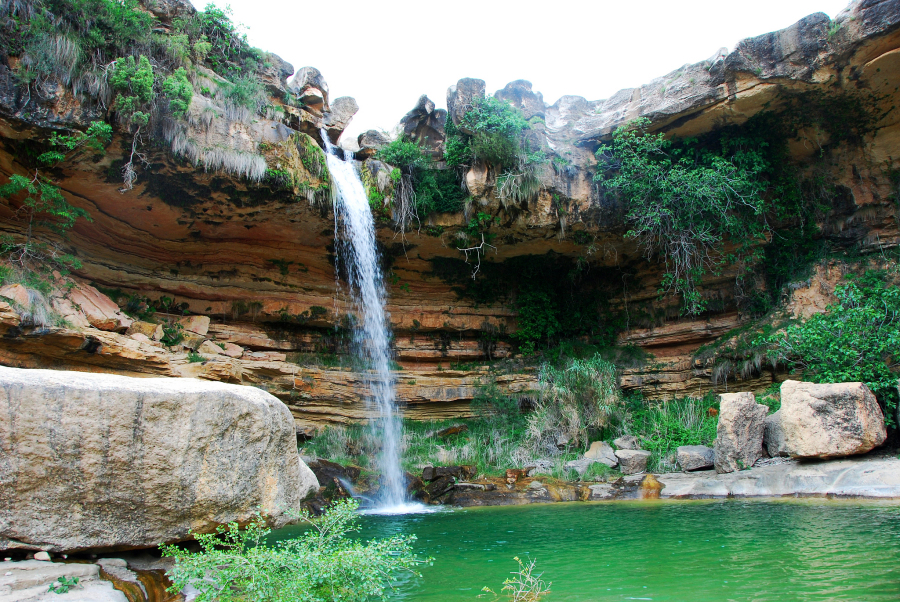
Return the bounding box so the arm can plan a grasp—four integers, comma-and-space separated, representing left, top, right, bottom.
206, 0, 853, 141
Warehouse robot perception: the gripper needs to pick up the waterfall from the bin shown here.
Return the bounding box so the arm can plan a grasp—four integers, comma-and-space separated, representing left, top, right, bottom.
322, 131, 412, 512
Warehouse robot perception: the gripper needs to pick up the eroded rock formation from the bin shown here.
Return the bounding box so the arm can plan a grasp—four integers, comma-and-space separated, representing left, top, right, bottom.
0, 1, 899, 426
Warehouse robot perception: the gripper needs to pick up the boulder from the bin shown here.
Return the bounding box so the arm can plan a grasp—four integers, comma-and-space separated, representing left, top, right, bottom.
564, 457, 603, 476
714, 392, 768, 474
779, 380, 887, 459
676, 445, 715, 471
764, 410, 790, 457
0, 367, 317, 552
446, 77, 486, 133
422, 475, 455, 501
357, 130, 390, 160
614, 449, 651, 475
583, 441, 618, 467
222, 342, 244, 358
197, 340, 222, 355
64, 281, 132, 332
398, 95, 446, 155
125, 321, 163, 341
422, 465, 476, 482
177, 315, 210, 336
613, 435, 640, 450
493, 80, 545, 121
324, 96, 359, 143
288, 66, 329, 112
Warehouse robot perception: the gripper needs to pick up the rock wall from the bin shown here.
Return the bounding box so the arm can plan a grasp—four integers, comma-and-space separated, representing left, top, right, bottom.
0, 1, 899, 424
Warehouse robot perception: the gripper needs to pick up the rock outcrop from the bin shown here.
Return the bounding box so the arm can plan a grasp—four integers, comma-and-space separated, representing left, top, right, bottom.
584, 441, 618, 467
778, 380, 887, 459
614, 449, 651, 475
0, 367, 318, 552
0, 559, 127, 602
714, 392, 768, 474
677, 445, 715, 471
764, 410, 790, 457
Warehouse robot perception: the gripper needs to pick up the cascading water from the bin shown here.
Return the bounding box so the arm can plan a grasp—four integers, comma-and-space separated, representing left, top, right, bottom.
322, 131, 422, 513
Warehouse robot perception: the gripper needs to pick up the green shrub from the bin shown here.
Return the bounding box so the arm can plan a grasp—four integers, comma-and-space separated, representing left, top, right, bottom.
623, 394, 718, 471
525, 355, 622, 453
595, 117, 768, 314
162, 67, 193, 118
765, 269, 900, 426
451, 96, 529, 170
161, 499, 427, 602
110, 54, 154, 127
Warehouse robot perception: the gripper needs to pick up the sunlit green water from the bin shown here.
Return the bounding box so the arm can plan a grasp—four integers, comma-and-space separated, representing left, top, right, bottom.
276, 500, 900, 601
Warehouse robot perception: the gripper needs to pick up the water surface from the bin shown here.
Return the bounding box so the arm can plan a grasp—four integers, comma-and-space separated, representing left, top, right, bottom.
280, 499, 900, 601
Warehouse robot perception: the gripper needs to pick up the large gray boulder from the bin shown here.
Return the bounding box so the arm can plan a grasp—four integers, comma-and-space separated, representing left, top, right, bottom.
614, 449, 651, 475
764, 410, 790, 457
398, 95, 447, 156
446, 77, 486, 133
677, 445, 715, 471
583, 441, 618, 467
714, 392, 768, 474
0, 367, 318, 552
779, 380, 886, 459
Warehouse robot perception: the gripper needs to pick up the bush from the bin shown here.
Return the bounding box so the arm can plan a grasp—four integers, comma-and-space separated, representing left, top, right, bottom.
595, 117, 768, 314
525, 355, 622, 454
161, 499, 427, 602
162, 67, 193, 118
766, 269, 900, 426
623, 394, 718, 472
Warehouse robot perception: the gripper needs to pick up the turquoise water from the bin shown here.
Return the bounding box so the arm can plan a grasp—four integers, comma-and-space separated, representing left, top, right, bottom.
278, 499, 900, 601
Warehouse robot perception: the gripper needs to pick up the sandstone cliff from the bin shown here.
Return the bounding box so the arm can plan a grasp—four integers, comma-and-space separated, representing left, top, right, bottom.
0, 0, 898, 427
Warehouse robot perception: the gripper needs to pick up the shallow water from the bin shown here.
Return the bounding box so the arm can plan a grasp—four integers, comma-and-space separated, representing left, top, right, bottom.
276, 499, 900, 601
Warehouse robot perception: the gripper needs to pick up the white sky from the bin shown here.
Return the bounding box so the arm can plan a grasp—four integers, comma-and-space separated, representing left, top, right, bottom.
205, 0, 853, 141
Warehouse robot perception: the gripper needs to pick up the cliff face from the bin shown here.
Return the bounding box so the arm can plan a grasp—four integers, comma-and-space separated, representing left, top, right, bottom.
0, 0, 899, 429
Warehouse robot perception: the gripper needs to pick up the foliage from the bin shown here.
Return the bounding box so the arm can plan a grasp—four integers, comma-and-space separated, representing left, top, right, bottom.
447, 96, 530, 170
595, 117, 768, 314
765, 269, 900, 426
160, 321, 185, 347
375, 139, 466, 220
622, 394, 719, 472
187, 351, 205, 363
525, 355, 623, 453
110, 54, 154, 128
483, 557, 551, 602
48, 576, 79, 594
0, 121, 109, 279
375, 139, 428, 171
162, 68, 193, 118
161, 499, 427, 602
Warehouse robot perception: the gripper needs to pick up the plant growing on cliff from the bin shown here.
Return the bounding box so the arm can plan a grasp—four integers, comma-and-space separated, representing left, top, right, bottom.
161, 499, 428, 602
595, 117, 769, 314
525, 355, 623, 453
0, 121, 111, 277
765, 269, 900, 426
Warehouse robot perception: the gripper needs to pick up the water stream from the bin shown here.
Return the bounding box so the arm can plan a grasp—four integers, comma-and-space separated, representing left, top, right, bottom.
323, 132, 422, 513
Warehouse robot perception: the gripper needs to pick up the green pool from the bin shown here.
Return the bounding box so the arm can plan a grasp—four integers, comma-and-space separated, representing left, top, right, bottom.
342, 500, 899, 601
274, 499, 900, 600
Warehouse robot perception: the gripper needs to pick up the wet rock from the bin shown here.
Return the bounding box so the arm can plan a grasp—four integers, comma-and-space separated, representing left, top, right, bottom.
779, 380, 887, 459
714, 392, 768, 474
423, 476, 455, 501
308, 459, 362, 485
764, 411, 790, 457
584, 441, 618, 467
677, 445, 715, 471
0, 367, 315, 551
614, 449, 651, 475
613, 435, 640, 450
422, 465, 476, 481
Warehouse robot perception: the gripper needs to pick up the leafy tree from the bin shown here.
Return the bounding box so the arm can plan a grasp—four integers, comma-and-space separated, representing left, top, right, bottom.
595, 117, 769, 314
161, 499, 428, 602
765, 270, 900, 426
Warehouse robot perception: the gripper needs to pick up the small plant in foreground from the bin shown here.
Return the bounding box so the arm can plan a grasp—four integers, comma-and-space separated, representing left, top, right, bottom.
161, 499, 428, 602
48, 576, 79, 594
482, 556, 551, 601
